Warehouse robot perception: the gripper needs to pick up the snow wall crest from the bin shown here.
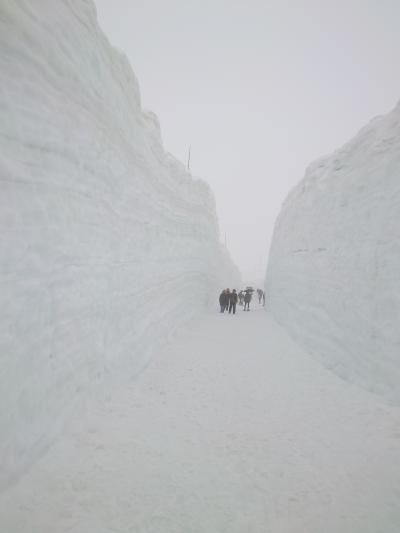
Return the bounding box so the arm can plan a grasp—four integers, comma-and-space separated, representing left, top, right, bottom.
0, 0, 240, 489
266, 102, 400, 404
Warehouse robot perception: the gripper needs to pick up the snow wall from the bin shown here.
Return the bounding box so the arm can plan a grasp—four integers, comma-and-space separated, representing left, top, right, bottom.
0, 0, 240, 489
266, 102, 400, 404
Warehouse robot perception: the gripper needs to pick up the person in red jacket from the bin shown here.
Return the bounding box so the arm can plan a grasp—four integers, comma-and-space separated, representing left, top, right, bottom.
219, 290, 227, 313
225, 288, 231, 311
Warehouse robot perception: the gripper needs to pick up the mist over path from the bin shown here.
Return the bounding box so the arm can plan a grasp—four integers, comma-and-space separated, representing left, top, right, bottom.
1, 307, 399, 532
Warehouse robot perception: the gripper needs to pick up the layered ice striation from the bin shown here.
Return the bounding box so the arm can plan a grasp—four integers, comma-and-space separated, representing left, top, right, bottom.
0, 0, 239, 488
266, 102, 400, 404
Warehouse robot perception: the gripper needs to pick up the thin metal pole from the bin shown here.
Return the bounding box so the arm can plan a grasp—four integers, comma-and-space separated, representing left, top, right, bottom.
187, 145, 191, 170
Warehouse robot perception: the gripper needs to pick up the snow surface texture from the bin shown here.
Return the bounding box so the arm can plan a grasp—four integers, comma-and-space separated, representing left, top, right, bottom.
1, 308, 399, 533
0, 0, 239, 489
266, 102, 400, 404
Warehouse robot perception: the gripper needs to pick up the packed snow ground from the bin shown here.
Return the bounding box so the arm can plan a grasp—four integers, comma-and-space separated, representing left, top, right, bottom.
1, 306, 399, 533
266, 102, 400, 404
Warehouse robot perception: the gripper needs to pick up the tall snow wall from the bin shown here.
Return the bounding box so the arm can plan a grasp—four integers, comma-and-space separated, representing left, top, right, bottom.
266, 102, 400, 404
0, 0, 239, 489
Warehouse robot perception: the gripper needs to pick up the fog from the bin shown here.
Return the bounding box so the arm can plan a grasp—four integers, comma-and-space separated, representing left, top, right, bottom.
94, 0, 400, 280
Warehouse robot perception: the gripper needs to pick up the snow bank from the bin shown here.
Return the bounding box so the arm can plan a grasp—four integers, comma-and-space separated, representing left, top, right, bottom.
0, 0, 239, 488
266, 102, 400, 404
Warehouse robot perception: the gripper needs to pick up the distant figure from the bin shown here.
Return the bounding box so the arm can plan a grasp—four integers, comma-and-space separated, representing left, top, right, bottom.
225, 288, 231, 311
238, 290, 244, 306
257, 288, 263, 304
243, 290, 252, 311
219, 290, 227, 313
262, 291, 265, 306
229, 289, 238, 314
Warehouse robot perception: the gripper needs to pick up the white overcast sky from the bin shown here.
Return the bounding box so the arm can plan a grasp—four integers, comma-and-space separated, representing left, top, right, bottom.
95, 0, 400, 280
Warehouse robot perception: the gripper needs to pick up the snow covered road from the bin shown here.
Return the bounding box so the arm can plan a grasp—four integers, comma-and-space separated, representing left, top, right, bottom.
1, 306, 399, 533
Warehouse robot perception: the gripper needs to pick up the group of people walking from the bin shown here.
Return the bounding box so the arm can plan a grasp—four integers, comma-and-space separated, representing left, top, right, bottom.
219, 287, 265, 314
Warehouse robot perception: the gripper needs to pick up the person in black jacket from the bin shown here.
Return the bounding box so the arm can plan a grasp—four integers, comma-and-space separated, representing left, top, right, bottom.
229, 289, 238, 314
243, 289, 252, 311
219, 290, 227, 313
